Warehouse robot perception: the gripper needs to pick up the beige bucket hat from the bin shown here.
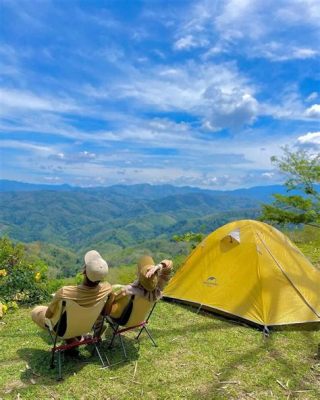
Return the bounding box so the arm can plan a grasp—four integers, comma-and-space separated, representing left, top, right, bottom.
84, 250, 108, 283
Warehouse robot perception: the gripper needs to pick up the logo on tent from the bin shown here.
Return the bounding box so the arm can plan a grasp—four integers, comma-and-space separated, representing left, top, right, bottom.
203, 276, 217, 286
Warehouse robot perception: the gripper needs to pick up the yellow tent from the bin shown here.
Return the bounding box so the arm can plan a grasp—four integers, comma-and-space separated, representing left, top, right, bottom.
164, 220, 320, 326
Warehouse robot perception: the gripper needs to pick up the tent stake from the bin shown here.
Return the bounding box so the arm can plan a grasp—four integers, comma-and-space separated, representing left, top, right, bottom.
263, 325, 270, 338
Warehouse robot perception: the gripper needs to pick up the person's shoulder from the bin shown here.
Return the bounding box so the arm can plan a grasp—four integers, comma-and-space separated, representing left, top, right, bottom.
54, 286, 68, 295
58, 285, 78, 296
99, 281, 112, 293
61, 285, 77, 291
49, 285, 67, 301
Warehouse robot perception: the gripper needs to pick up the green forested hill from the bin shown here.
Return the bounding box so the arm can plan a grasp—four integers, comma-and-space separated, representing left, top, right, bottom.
0, 182, 282, 277
0, 184, 265, 245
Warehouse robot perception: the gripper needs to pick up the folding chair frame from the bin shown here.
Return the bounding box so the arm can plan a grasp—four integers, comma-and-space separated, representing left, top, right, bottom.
106, 302, 157, 362
47, 300, 109, 380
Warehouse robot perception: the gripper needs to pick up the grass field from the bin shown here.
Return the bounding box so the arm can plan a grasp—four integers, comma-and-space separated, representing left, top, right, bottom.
0, 300, 319, 400
1, 231, 320, 400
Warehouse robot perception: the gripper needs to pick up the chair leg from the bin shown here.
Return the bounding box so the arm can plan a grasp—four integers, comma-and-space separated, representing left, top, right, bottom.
144, 326, 157, 347
136, 326, 157, 347
57, 351, 63, 381
136, 326, 144, 341
94, 343, 110, 368
118, 334, 127, 359
50, 349, 55, 369
108, 332, 116, 349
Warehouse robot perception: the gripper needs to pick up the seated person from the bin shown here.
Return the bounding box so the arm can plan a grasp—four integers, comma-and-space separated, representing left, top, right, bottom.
31, 250, 113, 338
110, 255, 173, 321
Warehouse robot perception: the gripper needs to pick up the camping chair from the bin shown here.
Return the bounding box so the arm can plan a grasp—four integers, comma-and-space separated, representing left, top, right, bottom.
106, 294, 158, 362
46, 297, 110, 380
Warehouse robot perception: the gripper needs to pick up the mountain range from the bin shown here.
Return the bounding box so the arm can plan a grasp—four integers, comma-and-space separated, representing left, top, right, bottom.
0, 180, 286, 277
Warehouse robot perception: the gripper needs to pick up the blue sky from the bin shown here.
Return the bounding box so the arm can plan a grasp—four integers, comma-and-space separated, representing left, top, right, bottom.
0, 0, 319, 189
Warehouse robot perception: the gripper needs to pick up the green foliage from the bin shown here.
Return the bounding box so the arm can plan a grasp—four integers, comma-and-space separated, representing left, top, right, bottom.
25, 241, 81, 279
45, 277, 68, 296
0, 237, 49, 306
261, 148, 320, 228
107, 264, 137, 285
286, 225, 320, 267
172, 231, 204, 249
172, 232, 204, 243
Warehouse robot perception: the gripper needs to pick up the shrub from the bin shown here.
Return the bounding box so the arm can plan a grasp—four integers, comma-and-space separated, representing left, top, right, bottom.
0, 237, 50, 308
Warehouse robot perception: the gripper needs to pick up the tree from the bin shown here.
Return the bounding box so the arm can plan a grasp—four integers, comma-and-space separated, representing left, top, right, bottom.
172, 232, 204, 249
260, 147, 320, 228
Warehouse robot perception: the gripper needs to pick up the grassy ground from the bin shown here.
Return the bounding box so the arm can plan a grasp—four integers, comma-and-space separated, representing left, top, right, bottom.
1, 229, 320, 400
288, 227, 320, 268
0, 302, 319, 400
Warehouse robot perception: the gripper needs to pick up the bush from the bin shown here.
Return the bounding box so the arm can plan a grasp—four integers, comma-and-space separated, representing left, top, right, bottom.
0, 237, 50, 308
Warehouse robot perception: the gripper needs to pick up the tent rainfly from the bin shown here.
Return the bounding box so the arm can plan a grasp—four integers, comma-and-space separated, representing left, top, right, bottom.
164, 220, 320, 327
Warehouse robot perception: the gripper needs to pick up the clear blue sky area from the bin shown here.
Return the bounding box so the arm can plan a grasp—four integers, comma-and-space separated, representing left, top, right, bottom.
0, 0, 319, 189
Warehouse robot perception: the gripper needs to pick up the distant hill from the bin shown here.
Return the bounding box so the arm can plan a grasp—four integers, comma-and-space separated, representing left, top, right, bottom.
0, 180, 289, 276
0, 179, 284, 198
0, 180, 75, 192
0, 180, 285, 245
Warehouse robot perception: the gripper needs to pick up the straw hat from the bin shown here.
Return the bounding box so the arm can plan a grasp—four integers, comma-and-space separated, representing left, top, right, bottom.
137, 255, 158, 291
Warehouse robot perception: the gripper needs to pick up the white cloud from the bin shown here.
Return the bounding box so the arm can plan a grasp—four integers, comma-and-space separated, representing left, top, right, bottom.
171, 0, 320, 62
297, 131, 320, 146
174, 34, 209, 50
104, 62, 259, 131
261, 86, 307, 120
262, 172, 275, 179
276, 0, 320, 27
254, 42, 318, 62
292, 48, 318, 59
0, 139, 55, 154
306, 92, 318, 102
49, 150, 97, 163
203, 89, 259, 131
305, 104, 320, 119
215, 0, 266, 41
0, 88, 79, 114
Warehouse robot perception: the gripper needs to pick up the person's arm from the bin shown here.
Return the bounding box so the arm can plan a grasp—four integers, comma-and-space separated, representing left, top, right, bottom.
94, 292, 115, 337
102, 292, 115, 316
45, 288, 63, 318
157, 259, 173, 290
144, 259, 173, 290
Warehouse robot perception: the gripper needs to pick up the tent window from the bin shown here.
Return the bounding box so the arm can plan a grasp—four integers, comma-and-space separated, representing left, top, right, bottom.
228, 229, 240, 243
220, 229, 240, 252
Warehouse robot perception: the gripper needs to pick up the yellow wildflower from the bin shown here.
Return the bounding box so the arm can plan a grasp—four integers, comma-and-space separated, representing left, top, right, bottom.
0, 269, 7, 277
35, 272, 41, 282
2, 304, 8, 314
